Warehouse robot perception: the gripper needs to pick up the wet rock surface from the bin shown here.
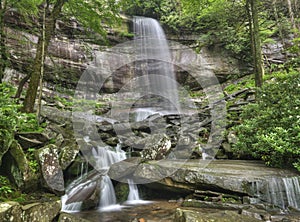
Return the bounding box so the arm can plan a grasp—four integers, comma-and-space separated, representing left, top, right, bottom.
174, 208, 261, 222
122, 160, 300, 208
67, 200, 300, 222
116, 159, 299, 192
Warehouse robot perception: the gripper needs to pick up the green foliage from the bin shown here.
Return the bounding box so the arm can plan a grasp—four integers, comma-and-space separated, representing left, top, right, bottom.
0, 83, 45, 153
64, 0, 122, 38
122, 0, 161, 18
233, 71, 300, 171
224, 76, 255, 95
26, 148, 39, 173
0, 83, 19, 150
0, 176, 14, 199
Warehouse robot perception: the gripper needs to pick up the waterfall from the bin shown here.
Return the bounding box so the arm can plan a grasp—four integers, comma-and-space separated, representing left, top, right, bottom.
62, 143, 144, 212
99, 175, 118, 209
282, 177, 300, 210
126, 179, 141, 204
94, 144, 125, 211
133, 16, 181, 113
251, 176, 300, 210
134, 107, 158, 122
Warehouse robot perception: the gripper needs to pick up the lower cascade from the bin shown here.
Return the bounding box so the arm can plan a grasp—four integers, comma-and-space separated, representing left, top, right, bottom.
61, 143, 142, 212
251, 176, 300, 210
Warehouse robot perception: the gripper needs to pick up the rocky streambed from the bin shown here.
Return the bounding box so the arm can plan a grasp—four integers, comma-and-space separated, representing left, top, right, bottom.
1, 90, 300, 222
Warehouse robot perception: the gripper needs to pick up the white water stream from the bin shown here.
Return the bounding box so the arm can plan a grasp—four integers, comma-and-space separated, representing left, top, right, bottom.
251, 176, 300, 210
62, 143, 144, 212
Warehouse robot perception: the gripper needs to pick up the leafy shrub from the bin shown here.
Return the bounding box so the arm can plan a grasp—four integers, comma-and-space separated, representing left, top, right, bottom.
0, 83, 19, 150
0, 176, 14, 200
233, 71, 300, 171
0, 83, 45, 164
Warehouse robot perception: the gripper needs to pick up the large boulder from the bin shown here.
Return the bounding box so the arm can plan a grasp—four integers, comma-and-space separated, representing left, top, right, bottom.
126, 160, 300, 209
140, 134, 172, 160
21, 200, 61, 222
15, 132, 49, 150
0, 202, 22, 222
0, 200, 61, 222
1, 141, 38, 191
37, 144, 64, 193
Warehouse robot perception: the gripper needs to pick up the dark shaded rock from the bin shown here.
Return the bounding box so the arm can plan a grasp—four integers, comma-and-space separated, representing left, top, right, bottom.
0, 135, 13, 166
1, 141, 38, 191
37, 144, 64, 193
15, 132, 49, 149
115, 182, 130, 202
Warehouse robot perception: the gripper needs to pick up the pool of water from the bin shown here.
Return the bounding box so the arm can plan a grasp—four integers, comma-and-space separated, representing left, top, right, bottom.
71, 200, 180, 222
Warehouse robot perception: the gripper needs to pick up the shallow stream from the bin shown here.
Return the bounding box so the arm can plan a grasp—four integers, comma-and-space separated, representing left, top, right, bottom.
71, 200, 179, 222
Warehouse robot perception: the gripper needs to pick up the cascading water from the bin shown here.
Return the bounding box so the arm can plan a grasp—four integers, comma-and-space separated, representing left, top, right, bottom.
62, 143, 143, 212
65, 16, 177, 213
251, 176, 300, 210
133, 16, 181, 114
94, 144, 126, 211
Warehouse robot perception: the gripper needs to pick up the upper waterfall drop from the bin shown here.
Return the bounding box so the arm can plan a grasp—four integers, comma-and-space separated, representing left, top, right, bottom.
133, 16, 181, 113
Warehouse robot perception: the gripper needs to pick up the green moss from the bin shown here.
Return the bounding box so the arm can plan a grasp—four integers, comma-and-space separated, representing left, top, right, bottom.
114, 182, 130, 202
224, 75, 255, 95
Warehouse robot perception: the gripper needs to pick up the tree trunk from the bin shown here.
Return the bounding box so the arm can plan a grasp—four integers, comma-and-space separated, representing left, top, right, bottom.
0, 0, 7, 83
246, 0, 264, 87
287, 0, 297, 31
22, 0, 66, 113
36, 5, 46, 121
15, 73, 31, 99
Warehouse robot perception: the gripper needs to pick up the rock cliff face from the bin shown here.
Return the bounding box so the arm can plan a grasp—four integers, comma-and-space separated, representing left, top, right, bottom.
4, 13, 290, 93
3, 13, 251, 93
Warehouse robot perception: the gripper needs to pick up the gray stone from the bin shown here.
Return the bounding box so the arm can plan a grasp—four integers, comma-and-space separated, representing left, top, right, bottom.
227, 131, 238, 144
63, 170, 104, 209
37, 144, 64, 192
0, 202, 22, 222
222, 142, 232, 153
21, 200, 61, 222
58, 212, 91, 222
0, 201, 61, 222
109, 157, 142, 183
132, 160, 300, 205
41, 106, 71, 125
174, 208, 262, 222
140, 134, 172, 160
15, 132, 49, 149
59, 142, 80, 170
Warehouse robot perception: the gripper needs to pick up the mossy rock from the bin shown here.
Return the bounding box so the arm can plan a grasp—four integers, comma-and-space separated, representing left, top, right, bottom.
115, 182, 129, 203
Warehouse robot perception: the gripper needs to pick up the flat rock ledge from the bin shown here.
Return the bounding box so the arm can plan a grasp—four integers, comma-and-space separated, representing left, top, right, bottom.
111, 159, 300, 202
